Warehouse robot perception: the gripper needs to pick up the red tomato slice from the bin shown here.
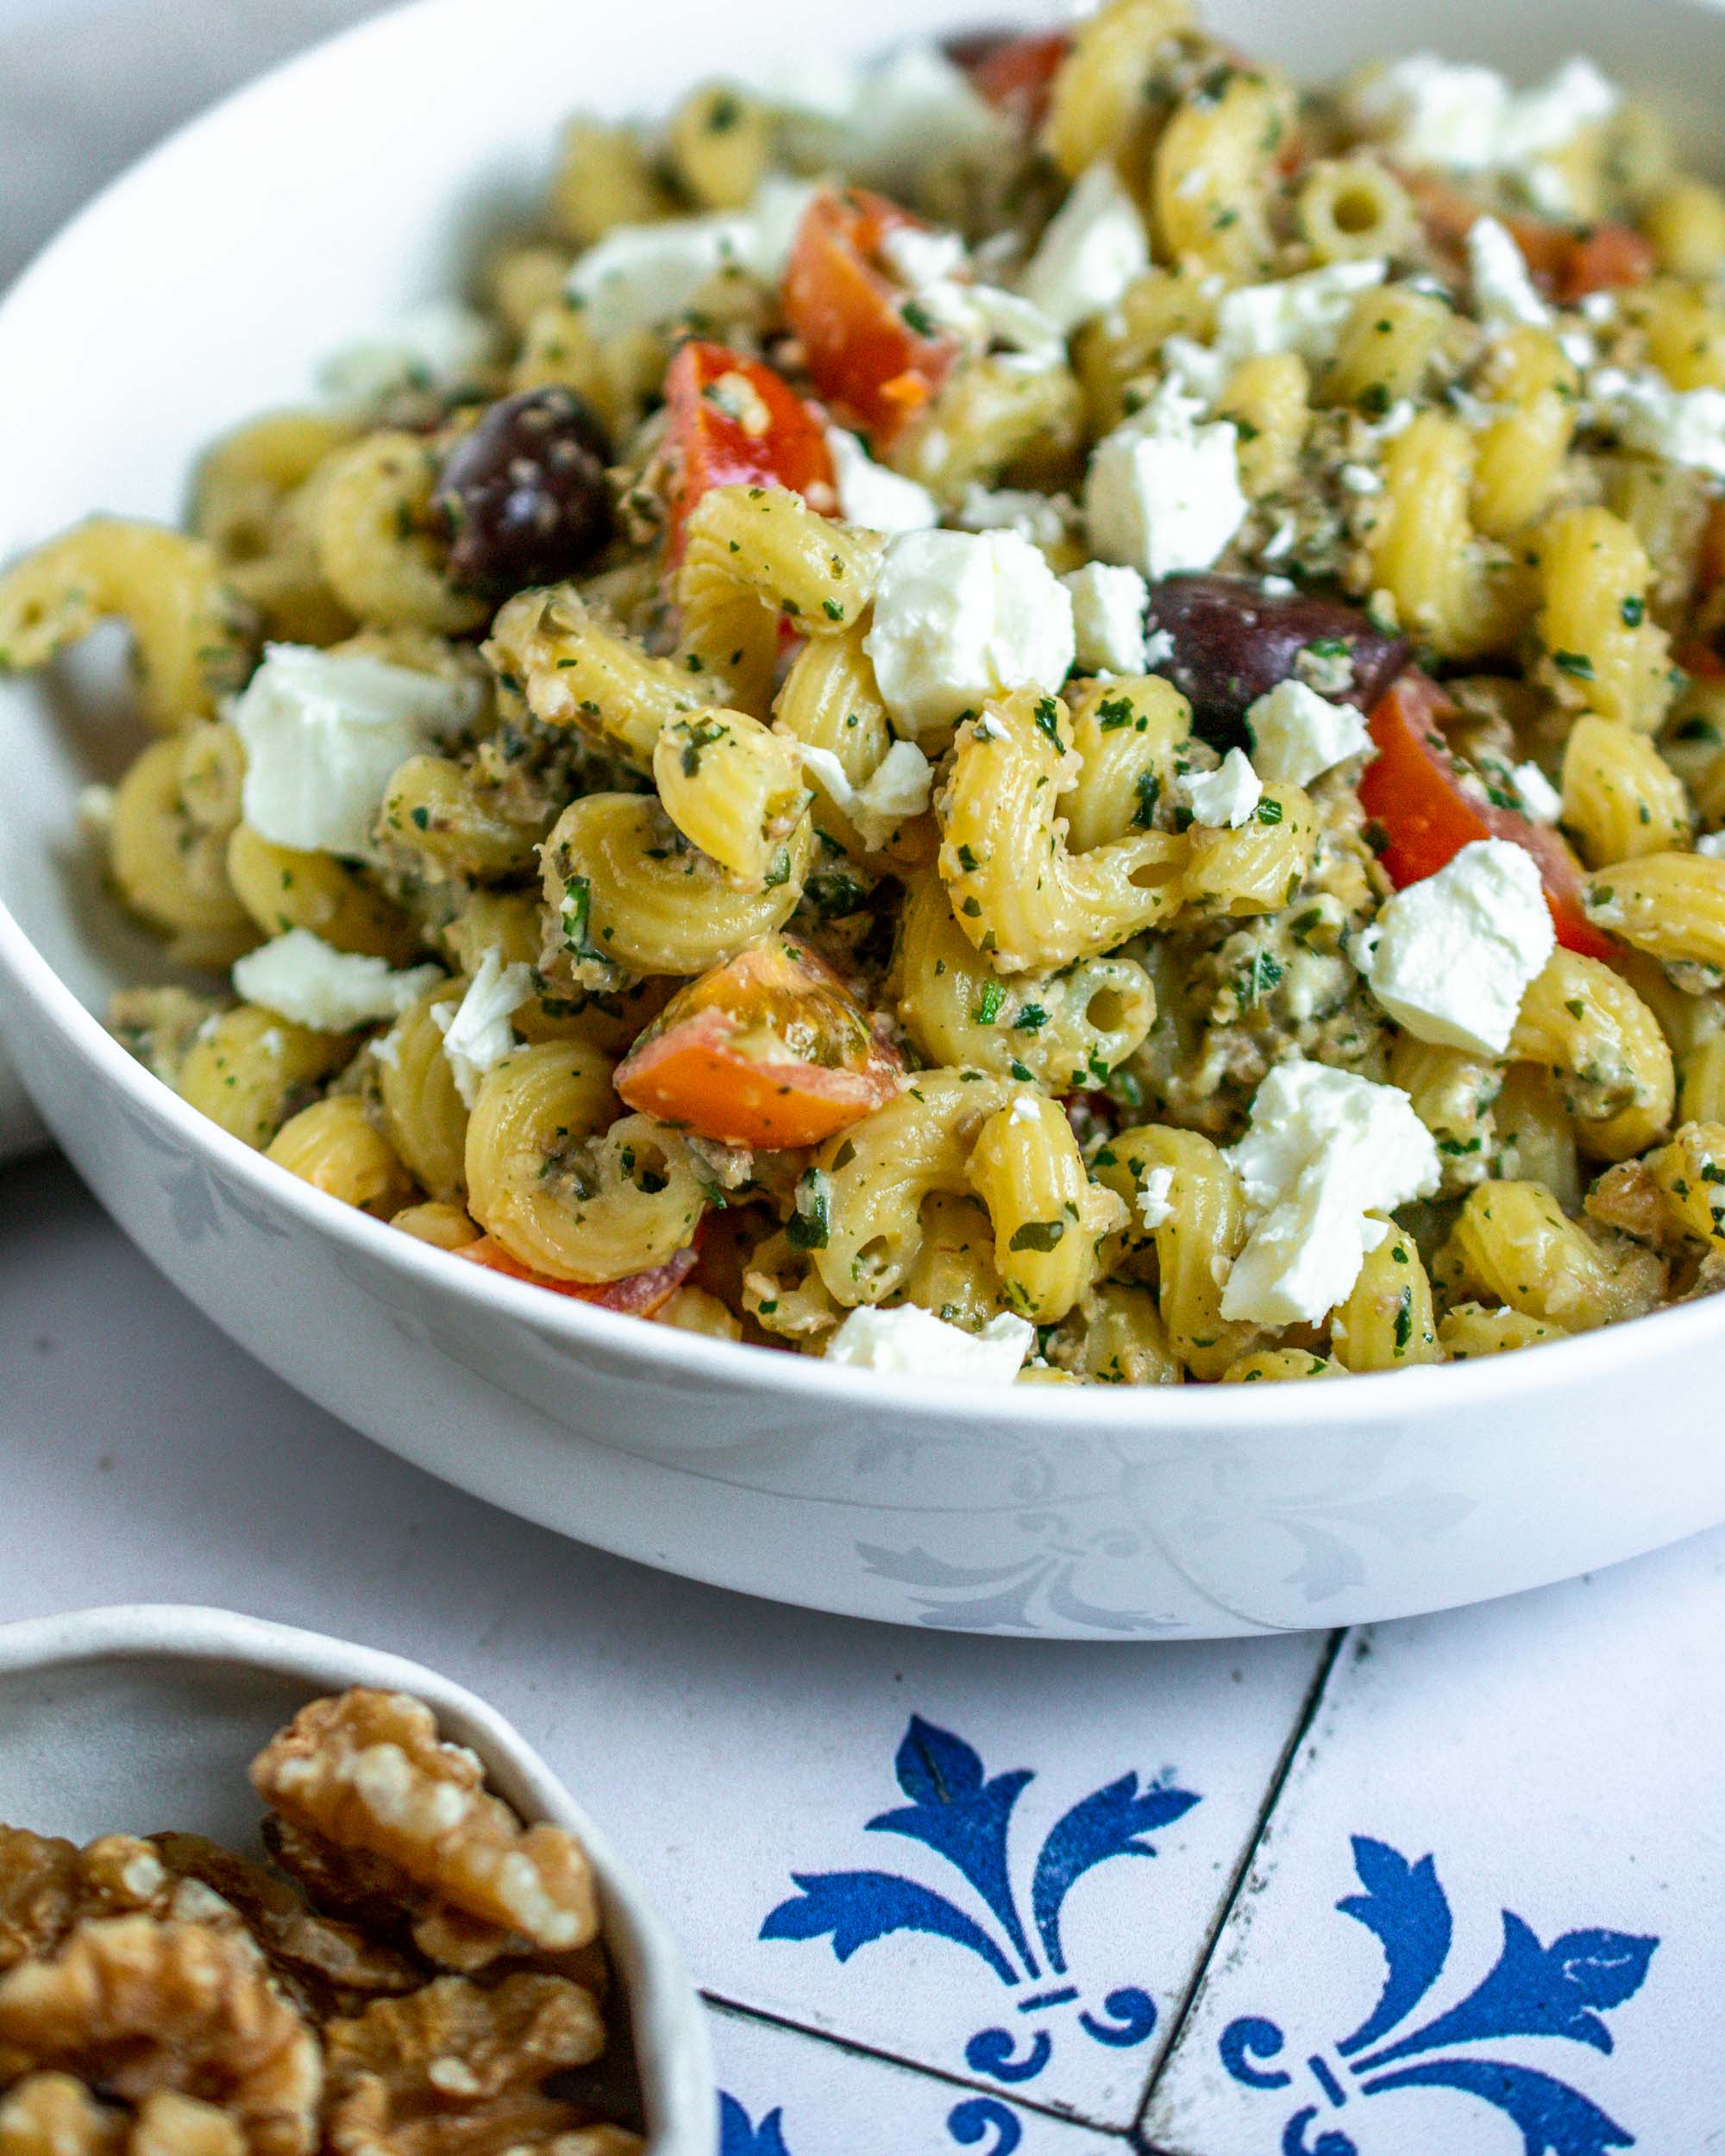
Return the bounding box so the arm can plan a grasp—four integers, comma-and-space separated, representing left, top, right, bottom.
455, 1235, 699, 1314
663, 341, 835, 563
1504, 215, 1655, 304
945, 27, 1070, 131
1405, 173, 1654, 304
615, 933, 903, 1150
1359, 672, 1617, 961
783, 189, 962, 443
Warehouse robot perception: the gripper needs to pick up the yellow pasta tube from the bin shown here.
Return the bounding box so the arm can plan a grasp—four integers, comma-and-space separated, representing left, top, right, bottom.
267, 1095, 415, 1217
0, 518, 253, 726
1510, 950, 1674, 1160
652, 709, 810, 887
1559, 716, 1690, 867
966, 1093, 1123, 1322
178, 1007, 350, 1150
1534, 506, 1672, 733
1585, 852, 1725, 972
1330, 1219, 1440, 1371
1442, 1180, 1662, 1332
938, 692, 1187, 973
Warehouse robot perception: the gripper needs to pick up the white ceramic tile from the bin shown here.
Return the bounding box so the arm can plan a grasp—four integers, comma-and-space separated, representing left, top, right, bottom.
1143, 1533, 1725, 2156
710, 2003, 1126, 2156
0, 1156, 1327, 2133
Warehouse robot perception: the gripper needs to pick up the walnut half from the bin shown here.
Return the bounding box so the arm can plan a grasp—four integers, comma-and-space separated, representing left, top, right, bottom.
251, 1695, 596, 1959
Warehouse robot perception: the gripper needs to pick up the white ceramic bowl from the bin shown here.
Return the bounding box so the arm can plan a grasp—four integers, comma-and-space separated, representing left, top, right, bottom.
0, 1603, 713, 2153
4, 0, 1725, 1642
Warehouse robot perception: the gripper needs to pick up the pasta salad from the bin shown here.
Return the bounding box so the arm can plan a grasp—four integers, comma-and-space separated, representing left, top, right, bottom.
8, 0, 1725, 1388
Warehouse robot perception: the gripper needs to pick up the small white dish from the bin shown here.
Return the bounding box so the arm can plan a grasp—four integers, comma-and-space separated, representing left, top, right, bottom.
0, 1603, 715, 2156
3, 0, 1725, 1639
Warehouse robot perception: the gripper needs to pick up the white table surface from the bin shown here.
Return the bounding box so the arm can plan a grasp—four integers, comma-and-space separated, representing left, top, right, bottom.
3, 7, 1725, 2153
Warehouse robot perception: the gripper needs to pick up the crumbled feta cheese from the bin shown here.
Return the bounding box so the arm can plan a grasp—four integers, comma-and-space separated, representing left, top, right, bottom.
880, 226, 1066, 367
864, 529, 1076, 741
1510, 760, 1562, 822
1580, 290, 1618, 324
1590, 367, 1725, 478
1557, 329, 1596, 372
233, 931, 442, 1033
1143, 626, 1176, 667
825, 427, 939, 533
1351, 54, 1617, 204
1181, 748, 1262, 828
1245, 680, 1374, 787
319, 301, 500, 405
770, 47, 1013, 191
1259, 576, 1297, 599
1467, 216, 1552, 327
1019, 161, 1151, 333
565, 178, 814, 337
1354, 837, 1555, 1056
823, 1303, 1035, 1381
1261, 516, 1298, 562
1063, 563, 1150, 674
1164, 260, 1387, 404
956, 485, 1074, 552
232, 644, 481, 857
1339, 462, 1383, 495
1696, 830, 1725, 859
1220, 1058, 1441, 1325
1007, 1094, 1042, 1125
1085, 385, 1247, 580
800, 740, 933, 851
1137, 1163, 1176, 1231
879, 224, 969, 291
432, 948, 535, 1107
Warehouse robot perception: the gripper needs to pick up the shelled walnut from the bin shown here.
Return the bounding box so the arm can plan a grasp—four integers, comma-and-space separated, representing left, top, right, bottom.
0, 1692, 640, 2156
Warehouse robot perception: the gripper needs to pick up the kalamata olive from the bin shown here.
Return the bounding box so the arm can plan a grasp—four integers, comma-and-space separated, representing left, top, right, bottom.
434, 387, 613, 599
1144, 574, 1410, 749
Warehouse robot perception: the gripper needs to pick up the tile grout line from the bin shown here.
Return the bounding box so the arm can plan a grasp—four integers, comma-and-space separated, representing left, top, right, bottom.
699, 1989, 1137, 2139
1128, 1626, 1352, 2156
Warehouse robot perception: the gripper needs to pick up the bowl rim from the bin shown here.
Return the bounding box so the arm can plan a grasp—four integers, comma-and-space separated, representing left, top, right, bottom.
0, 1601, 715, 2154
2, 0, 1723, 1435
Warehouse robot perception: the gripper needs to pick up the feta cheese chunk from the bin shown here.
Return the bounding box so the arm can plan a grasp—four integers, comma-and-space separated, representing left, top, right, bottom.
1510, 760, 1562, 822
769, 47, 1012, 191
1245, 680, 1374, 787
1351, 54, 1617, 207
824, 1303, 1035, 1382
1019, 161, 1151, 333
1063, 562, 1150, 674
825, 428, 939, 533
1137, 1163, 1176, 1232
1221, 1059, 1441, 1325
433, 948, 535, 1107
232, 644, 482, 857
319, 301, 500, 405
1695, 830, 1725, 859
1181, 748, 1262, 828
800, 740, 933, 851
1354, 837, 1556, 1056
565, 177, 813, 338
1163, 261, 1388, 404
1467, 216, 1551, 327
233, 931, 441, 1033
1590, 367, 1725, 478
956, 485, 1073, 552
864, 529, 1076, 740
1085, 386, 1247, 580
